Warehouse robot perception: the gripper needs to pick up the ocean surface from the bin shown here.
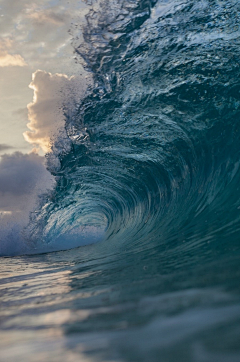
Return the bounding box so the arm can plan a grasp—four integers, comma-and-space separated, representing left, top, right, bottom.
1, 0, 240, 360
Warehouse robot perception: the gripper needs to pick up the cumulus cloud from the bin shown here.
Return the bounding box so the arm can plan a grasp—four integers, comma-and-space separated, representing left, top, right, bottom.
0, 1, 89, 158
23, 70, 87, 153
0, 38, 27, 67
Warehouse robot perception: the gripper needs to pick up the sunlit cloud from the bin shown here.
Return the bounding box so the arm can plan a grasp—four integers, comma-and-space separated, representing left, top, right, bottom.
0, 38, 27, 67
0, 53, 27, 67
0, 1, 88, 155
23, 70, 86, 153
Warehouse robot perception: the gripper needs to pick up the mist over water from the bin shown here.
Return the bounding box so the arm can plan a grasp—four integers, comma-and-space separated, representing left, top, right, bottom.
1, 0, 240, 361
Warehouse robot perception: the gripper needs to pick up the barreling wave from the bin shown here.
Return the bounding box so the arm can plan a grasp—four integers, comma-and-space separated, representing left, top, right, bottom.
27, 0, 240, 256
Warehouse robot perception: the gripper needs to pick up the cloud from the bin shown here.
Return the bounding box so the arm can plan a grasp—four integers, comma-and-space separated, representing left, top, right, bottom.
0, 144, 14, 152
0, 0, 86, 72
0, 39, 27, 67
13, 107, 28, 118
23, 70, 87, 153
0, 151, 55, 256
0, 152, 54, 212
26, 8, 67, 25
0, 53, 27, 67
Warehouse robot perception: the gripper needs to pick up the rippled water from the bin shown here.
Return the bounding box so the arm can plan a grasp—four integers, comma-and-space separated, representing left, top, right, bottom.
1, 248, 240, 361
1, 0, 240, 360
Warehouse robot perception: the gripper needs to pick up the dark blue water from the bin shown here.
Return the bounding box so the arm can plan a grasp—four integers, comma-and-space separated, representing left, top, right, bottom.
1, 1, 240, 361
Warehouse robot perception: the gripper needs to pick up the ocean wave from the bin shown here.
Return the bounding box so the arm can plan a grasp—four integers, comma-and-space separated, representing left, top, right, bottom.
3, 0, 239, 258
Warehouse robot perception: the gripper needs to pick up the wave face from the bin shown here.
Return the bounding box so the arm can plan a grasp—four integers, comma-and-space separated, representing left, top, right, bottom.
29, 0, 240, 257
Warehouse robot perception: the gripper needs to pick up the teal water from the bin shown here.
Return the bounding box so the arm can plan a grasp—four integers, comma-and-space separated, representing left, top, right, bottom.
1, 246, 240, 361
1, 0, 240, 360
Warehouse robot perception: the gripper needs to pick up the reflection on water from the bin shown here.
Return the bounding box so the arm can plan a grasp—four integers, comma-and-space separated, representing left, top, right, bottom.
1, 246, 240, 362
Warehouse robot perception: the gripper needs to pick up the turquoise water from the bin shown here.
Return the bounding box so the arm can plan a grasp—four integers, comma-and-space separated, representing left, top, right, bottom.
1, 0, 240, 360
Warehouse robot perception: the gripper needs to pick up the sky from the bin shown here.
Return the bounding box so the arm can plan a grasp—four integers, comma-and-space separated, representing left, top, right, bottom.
0, 0, 89, 238
0, 0, 88, 155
